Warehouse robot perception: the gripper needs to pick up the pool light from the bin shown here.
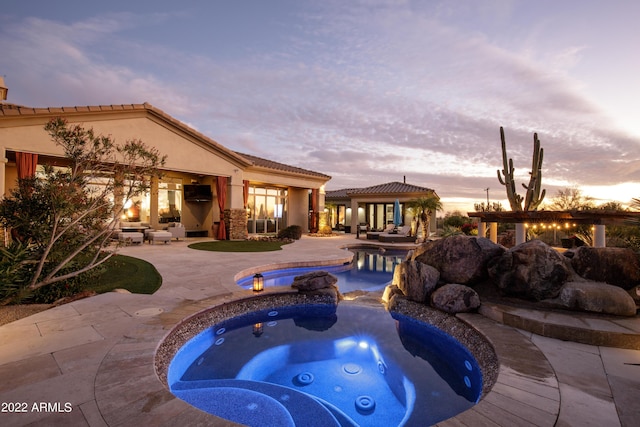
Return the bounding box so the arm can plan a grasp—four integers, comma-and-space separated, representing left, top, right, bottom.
252, 273, 264, 292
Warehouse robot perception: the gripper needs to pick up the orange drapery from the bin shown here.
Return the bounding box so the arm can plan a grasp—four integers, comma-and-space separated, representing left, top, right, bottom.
310, 188, 318, 233
216, 176, 227, 240
15, 152, 38, 178
243, 180, 249, 208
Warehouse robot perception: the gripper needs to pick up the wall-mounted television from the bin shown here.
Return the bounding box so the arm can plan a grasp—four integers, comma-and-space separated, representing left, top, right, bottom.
184, 184, 213, 202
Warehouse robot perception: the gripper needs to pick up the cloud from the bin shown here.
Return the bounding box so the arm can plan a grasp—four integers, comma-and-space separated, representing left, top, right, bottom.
2, 1, 639, 209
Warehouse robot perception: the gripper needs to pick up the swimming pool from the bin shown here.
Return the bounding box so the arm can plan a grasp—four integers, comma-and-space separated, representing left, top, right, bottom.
237, 248, 407, 293
167, 303, 483, 426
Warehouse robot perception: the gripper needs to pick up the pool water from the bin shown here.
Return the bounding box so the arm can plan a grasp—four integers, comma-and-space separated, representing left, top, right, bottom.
237, 248, 407, 293
168, 304, 482, 426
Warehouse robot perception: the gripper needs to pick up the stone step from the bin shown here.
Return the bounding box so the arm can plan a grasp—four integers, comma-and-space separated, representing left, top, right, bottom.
479, 302, 640, 349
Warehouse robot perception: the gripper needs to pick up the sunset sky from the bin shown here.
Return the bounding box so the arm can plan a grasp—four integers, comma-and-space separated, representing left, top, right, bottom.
2, 0, 639, 213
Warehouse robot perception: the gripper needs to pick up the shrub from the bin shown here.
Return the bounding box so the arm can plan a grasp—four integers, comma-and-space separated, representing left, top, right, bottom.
0, 241, 35, 304
461, 223, 477, 235
277, 225, 303, 240
27, 260, 104, 304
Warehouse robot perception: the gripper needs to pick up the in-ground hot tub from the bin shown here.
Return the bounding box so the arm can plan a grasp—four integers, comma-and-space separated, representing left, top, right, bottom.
157, 293, 498, 427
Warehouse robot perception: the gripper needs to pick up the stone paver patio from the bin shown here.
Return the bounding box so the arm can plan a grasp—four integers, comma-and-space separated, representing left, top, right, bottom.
0, 235, 638, 426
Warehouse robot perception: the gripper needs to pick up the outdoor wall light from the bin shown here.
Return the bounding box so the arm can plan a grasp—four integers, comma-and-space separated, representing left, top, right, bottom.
252, 273, 264, 292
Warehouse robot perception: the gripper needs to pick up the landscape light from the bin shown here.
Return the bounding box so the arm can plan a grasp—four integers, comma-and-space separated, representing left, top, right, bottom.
252, 273, 264, 292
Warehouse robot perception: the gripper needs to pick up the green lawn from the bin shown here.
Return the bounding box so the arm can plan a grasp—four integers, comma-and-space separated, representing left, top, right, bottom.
92, 254, 162, 294
188, 240, 290, 252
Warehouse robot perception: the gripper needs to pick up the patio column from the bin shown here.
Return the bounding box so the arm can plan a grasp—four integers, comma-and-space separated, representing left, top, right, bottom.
350, 199, 359, 234
149, 176, 159, 229
515, 223, 526, 245
593, 224, 606, 247
489, 222, 498, 243
288, 187, 309, 231
229, 175, 247, 240
477, 221, 486, 239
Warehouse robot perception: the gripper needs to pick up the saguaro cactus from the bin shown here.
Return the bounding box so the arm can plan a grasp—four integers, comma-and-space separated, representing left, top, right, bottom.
522, 132, 545, 211
496, 127, 546, 211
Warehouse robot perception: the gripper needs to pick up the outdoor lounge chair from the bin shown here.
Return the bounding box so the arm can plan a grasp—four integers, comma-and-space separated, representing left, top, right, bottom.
377, 225, 415, 243
366, 224, 395, 240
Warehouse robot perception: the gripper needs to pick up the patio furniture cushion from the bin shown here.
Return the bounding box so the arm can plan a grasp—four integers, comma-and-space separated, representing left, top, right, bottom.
148, 231, 172, 244
167, 223, 186, 240
118, 232, 143, 244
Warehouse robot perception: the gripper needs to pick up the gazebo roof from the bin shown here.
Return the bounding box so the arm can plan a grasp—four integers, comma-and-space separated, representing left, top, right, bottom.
468, 210, 640, 225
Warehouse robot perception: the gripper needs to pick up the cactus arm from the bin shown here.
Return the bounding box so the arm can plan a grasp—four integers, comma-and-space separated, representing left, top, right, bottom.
522, 132, 546, 211
496, 127, 523, 211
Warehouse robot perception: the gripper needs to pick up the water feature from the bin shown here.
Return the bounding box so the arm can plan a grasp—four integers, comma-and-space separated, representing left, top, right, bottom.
237, 247, 407, 293
168, 303, 482, 426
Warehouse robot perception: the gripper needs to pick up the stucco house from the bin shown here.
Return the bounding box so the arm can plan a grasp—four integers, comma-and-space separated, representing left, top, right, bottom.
325, 181, 439, 235
0, 100, 330, 241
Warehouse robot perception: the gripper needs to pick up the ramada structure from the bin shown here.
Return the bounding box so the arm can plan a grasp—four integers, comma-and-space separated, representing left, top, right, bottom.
470, 209, 640, 247
0, 98, 331, 241
325, 181, 439, 235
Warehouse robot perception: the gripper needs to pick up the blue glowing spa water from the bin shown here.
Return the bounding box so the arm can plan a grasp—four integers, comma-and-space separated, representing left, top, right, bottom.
237, 248, 406, 293
168, 304, 482, 426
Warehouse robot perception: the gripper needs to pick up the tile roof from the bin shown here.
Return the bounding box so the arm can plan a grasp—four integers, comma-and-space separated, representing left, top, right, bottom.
326, 181, 435, 198
324, 188, 359, 198
0, 102, 145, 116
0, 102, 330, 179
236, 152, 331, 180
0, 102, 252, 166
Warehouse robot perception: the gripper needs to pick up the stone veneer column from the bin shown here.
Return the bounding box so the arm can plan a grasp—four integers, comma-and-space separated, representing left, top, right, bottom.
226, 208, 248, 240
318, 211, 331, 234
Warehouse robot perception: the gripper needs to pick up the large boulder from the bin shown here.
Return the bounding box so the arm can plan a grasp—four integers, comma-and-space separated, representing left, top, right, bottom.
413, 236, 505, 286
488, 239, 571, 301
392, 260, 440, 303
553, 281, 637, 316
567, 247, 640, 290
628, 286, 640, 305
430, 283, 481, 314
291, 271, 338, 291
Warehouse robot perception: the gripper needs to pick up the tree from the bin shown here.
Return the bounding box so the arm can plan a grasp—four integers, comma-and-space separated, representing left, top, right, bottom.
598, 201, 625, 211
443, 211, 469, 228
0, 118, 165, 302
407, 195, 443, 240
547, 187, 594, 210
474, 201, 504, 212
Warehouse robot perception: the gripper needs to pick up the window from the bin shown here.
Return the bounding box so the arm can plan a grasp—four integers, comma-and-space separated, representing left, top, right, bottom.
247, 186, 287, 234
158, 178, 182, 223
